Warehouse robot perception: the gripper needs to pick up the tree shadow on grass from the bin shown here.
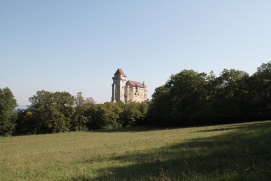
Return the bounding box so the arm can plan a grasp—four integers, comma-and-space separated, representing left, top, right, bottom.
72, 122, 271, 180
193, 121, 269, 133
93, 121, 270, 134
92, 126, 178, 133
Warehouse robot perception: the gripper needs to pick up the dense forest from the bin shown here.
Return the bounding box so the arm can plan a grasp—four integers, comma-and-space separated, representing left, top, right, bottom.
1, 61, 271, 136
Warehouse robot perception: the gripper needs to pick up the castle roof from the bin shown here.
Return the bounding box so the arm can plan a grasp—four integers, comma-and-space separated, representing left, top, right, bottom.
114, 68, 127, 77
126, 80, 144, 88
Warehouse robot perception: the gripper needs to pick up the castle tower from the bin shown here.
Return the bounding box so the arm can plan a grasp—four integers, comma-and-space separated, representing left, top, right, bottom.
142, 81, 148, 100
112, 68, 127, 102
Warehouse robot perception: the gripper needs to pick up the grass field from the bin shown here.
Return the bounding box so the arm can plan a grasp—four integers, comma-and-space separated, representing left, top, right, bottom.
1, 121, 271, 180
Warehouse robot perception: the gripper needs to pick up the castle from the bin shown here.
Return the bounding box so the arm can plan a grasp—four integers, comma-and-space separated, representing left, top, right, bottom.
111, 68, 147, 103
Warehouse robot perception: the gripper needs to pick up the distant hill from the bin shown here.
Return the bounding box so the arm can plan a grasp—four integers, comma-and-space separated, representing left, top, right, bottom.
16, 105, 28, 110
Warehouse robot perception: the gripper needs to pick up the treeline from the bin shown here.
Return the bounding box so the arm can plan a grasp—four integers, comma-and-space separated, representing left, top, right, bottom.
0, 88, 148, 136
148, 61, 271, 126
1, 61, 271, 136
15, 91, 148, 135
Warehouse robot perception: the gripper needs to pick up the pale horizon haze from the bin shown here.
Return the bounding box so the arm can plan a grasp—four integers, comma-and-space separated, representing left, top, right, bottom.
1, 1, 271, 106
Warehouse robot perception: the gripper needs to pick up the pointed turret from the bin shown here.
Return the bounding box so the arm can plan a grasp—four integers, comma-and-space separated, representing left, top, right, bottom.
114, 68, 127, 77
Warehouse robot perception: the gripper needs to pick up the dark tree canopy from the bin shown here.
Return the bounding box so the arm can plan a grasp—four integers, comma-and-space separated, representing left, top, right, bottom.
148, 62, 271, 127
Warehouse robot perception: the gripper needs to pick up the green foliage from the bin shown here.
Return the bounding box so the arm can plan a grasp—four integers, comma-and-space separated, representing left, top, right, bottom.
205, 69, 250, 122
0, 87, 17, 136
168, 70, 208, 125
72, 92, 95, 131
94, 102, 123, 129
16, 110, 37, 135
246, 62, 271, 120
86, 102, 148, 130
149, 61, 271, 127
120, 102, 149, 127
19, 90, 75, 134
147, 85, 172, 126
148, 70, 209, 126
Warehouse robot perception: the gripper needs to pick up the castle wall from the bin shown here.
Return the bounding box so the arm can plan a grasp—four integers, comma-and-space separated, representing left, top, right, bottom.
125, 86, 147, 103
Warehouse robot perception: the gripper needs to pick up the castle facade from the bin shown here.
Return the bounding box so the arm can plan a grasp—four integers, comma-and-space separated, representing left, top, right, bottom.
111, 68, 147, 103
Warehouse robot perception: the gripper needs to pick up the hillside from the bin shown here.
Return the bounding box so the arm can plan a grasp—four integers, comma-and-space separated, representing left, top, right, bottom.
1, 121, 271, 180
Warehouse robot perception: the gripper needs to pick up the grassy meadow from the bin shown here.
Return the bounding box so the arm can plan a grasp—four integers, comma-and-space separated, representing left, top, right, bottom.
1, 121, 271, 180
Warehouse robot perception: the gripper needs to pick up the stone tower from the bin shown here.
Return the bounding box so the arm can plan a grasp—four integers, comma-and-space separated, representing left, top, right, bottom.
111, 68, 127, 102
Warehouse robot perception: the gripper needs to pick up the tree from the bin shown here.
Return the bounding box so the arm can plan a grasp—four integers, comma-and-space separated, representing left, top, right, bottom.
72, 92, 95, 131
86, 102, 124, 130
246, 61, 271, 120
167, 70, 209, 125
120, 102, 148, 127
206, 69, 249, 123
28, 90, 75, 134
0, 88, 17, 136
148, 68, 253, 127
147, 85, 172, 126
15, 110, 36, 135
148, 70, 210, 126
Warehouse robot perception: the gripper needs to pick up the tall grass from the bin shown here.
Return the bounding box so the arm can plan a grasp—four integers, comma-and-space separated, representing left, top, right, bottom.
1, 121, 271, 180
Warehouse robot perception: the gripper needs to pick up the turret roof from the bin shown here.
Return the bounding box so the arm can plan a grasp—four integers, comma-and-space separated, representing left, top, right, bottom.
114, 68, 127, 77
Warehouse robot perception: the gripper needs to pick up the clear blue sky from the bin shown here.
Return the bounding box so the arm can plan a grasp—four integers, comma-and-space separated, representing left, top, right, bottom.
1, 0, 271, 106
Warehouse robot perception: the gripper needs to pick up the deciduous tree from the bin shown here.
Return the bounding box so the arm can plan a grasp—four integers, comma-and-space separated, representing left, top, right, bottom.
72, 92, 95, 131
0, 88, 17, 136
28, 90, 74, 134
